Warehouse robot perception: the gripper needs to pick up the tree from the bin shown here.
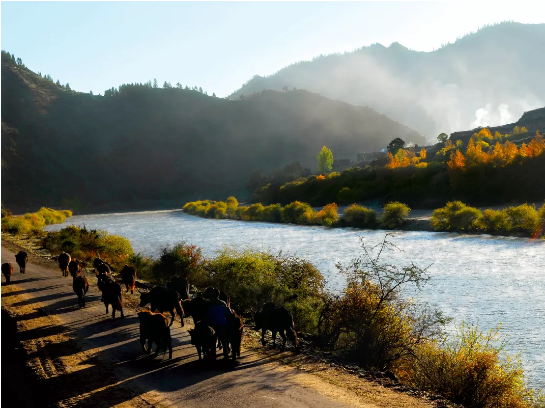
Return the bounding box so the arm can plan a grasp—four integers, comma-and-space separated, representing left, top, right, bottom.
437, 133, 449, 143
153, 78, 158, 89
317, 146, 334, 173
65, 83, 71, 90
387, 138, 405, 156
212, 93, 216, 97
89, 90, 93, 96
56, 80, 61, 86
176, 82, 182, 89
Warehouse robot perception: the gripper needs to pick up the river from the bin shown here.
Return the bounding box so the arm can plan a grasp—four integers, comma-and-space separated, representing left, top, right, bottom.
45, 209, 545, 389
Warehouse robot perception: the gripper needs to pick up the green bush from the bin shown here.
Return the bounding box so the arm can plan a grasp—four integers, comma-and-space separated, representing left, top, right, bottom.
282, 201, 314, 224
1, 207, 72, 236
431, 201, 482, 231
539, 202, 545, 234
247, 203, 265, 221
342, 204, 379, 228
382, 202, 411, 228
261, 204, 283, 223
150, 243, 208, 286
505, 204, 540, 235
206, 249, 324, 330
478, 209, 510, 232
42, 225, 133, 270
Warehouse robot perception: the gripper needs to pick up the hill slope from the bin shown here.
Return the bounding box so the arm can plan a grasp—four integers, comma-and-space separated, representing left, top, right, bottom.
230, 22, 545, 138
1, 52, 424, 213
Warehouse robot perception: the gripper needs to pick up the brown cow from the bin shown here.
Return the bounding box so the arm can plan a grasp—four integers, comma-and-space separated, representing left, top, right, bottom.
2, 263, 13, 284
58, 252, 71, 277
254, 302, 299, 351
137, 310, 172, 359
15, 251, 28, 274
73, 275, 89, 308
120, 265, 137, 294
101, 277, 124, 318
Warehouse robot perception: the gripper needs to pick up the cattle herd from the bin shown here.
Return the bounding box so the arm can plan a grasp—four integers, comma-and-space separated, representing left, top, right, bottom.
2, 250, 300, 362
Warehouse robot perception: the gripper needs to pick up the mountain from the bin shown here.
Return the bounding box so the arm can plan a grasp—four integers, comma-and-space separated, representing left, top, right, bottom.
230, 22, 545, 139
1, 52, 424, 214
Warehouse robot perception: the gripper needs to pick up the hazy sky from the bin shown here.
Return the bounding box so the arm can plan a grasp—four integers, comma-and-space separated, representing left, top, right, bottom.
2, 2, 544, 97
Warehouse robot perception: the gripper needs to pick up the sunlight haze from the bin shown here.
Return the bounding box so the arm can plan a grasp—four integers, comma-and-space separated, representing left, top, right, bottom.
2, 1, 544, 97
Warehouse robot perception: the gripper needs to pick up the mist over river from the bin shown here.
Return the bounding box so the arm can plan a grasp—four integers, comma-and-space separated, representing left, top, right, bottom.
45, 209, 545, 389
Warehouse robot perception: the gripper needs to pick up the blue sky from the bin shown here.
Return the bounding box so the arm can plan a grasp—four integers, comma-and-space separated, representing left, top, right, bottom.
2, 2, 544, 97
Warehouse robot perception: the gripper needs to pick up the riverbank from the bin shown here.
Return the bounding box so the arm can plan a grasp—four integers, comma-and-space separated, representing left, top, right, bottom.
182, 198, 545, 238
4, 231, 543, 407
1, 239, 445, 408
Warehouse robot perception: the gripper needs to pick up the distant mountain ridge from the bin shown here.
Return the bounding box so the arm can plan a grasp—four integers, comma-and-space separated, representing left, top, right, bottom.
230, 22, 545, 139
1, 52, 424, 213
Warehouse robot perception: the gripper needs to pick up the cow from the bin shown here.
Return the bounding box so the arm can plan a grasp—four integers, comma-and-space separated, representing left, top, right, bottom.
166, 275, 190, 300
95, 263, 113, 302
139, 286, 184, 327
68, 259, 83, 278
226, 309, 244, 359
137, 310, 173, 359
73, 275, 89, 308
58, 252, 71, 277
120, 265, 137, 294
94, 258, 113, 275
101, 278, 124, 318
189, 321, 216, 360
2, 263, 13, 284
254, 302, 299, 351
15, 251, 28, 274
182, 296, 210, 326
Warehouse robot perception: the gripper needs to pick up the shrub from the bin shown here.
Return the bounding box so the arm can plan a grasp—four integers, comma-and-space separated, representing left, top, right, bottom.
247, 203, 265, 221
282, 201, 314, 224
234, 206, 250, 221
316, 203, 339, 226
402, 324, 532, 408
382, 202, 411, 228
478, 209, 510, 232
431, 201, 482, 231
151, 242, 208, 286
505, 204, 540, 235
42, 225, 133, 270
319, 236, 446, 369
206, 249, 324, 331
539, 202, 545, 235
225, 196, 238, 217
1, 207, 71, 236
261, 204, 283, 223
342, 204, 379, 228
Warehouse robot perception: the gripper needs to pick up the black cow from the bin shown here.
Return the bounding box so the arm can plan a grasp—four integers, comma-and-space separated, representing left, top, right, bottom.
73, 275, 89, 308
182, 296, 211, 326
58, 252, 71, 277
15, 251, 28, 274
137, 310, 173, 359
2, 263, 13, 284
227, 309, 244, 359
93, 258, 113, 275
68, 259, 83, 278
167, 275, 189, 300
189, 321, 216, 360
120, 265, 137, 294
255, 302, 299, 351
139, 287, 184, 327
101, 278, 124, 318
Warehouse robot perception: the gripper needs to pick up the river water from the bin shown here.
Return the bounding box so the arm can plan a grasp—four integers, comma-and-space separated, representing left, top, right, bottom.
45, 209, 545, 389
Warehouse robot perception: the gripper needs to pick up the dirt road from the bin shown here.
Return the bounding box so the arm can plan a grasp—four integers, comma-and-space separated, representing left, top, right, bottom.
1, 244, 434, 408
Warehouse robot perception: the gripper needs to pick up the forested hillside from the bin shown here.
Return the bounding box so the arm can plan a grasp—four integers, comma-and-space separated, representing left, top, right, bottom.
1, 51, 424, 213
230, 22, 545, 138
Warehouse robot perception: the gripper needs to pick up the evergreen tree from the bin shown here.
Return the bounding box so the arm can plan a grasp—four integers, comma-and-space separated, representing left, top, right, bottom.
387, 138, 405, 155
89, 90, 93, 96
153, 78, 158, 88
56, 80, 61, 86
437, 133, 449, 143
317, 146, 334, 173
66, 83, 71, 90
